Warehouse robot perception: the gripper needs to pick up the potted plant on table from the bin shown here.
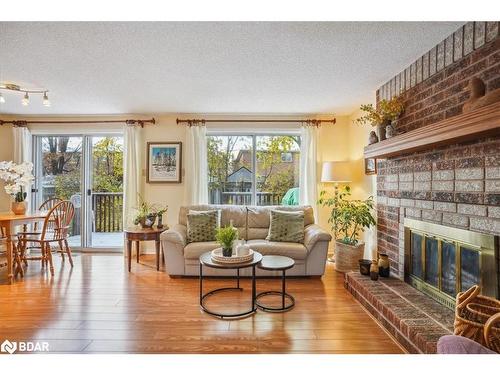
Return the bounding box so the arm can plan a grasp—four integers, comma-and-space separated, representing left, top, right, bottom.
0, 161, 35, 215
133, 194, 158, 228
156, 206, 168, 229
318, 186, 376, 273
215, 225, 239, 257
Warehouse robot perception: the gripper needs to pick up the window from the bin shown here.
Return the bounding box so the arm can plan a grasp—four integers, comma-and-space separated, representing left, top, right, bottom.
207, 134, 301, 206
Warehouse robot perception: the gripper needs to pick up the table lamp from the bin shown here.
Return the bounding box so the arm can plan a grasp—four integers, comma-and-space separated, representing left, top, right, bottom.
320, 161, 352, 262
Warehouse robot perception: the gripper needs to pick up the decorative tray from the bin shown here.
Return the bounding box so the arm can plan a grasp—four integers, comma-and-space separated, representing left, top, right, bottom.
211, 248, 254, 264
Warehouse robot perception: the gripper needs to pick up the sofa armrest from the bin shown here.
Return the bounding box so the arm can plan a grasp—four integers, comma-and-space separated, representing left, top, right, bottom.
303, 224, 332, 252
160, 224, 187, 247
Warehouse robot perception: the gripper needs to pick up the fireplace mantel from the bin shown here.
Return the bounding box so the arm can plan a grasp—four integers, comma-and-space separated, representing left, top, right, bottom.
364, 102, 500, 159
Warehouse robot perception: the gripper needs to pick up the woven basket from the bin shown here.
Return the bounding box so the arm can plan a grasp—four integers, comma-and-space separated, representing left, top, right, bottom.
454, 285, 500, 353
334, 241, 365, 273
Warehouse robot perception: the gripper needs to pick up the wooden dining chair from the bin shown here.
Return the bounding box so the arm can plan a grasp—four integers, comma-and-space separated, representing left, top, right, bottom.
17, 200, 76, 276
18, 196, 64, 259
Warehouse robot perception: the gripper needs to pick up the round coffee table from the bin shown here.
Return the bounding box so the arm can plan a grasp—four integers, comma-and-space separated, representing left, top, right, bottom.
256, 255, 295, 312
199, 251, 263, 319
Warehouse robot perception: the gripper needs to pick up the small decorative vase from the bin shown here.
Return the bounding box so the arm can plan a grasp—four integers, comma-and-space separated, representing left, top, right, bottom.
359, 259, 372, 276
157, 214, 164, 229
378, 253, 390, 277
370, 260, 379, 281
368, 130, 379, 144
385, 123, 395, 138
222, 247, 233, 257
377, 123, 387, 141
11, 201, 27, 215
140, 214, 157, 229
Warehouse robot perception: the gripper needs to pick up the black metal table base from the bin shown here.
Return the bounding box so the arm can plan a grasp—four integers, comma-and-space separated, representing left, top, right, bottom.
199, 263, 257, 319
255, 268, 295, 312
255, 291, 295, 312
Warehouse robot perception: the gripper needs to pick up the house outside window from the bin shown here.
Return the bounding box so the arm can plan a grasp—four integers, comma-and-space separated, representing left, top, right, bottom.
207, 134, 301, 206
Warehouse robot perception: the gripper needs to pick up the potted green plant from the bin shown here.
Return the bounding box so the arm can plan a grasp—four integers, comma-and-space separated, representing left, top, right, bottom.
215, 225, 239, 257
379, 96, 404, 138
318, 186, 376, 273
156, 206, 168, 229
133, 194, 157, 228
353, 97, 404, 141
353, 103, 385, 140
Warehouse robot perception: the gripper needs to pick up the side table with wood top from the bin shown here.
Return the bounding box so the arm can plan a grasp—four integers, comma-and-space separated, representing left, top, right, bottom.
124, 226, 168, 272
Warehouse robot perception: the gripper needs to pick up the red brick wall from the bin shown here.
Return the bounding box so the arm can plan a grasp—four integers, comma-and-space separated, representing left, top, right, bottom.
375, 22, 500, 278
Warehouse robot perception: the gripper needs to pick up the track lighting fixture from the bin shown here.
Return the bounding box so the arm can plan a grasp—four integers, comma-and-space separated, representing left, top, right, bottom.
0, 82, 51, 107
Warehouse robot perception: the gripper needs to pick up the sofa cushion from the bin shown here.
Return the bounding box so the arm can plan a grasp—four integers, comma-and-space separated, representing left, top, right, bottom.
247, 205, 314, 228
184, 241, 220, 259
186, 210, 219, 243
266, 210, 305, 243
246, 239, 308, 259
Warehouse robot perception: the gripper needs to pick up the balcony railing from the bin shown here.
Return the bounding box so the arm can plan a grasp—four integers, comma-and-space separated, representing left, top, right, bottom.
92, 192, 123, 232
210, 191, 283, 206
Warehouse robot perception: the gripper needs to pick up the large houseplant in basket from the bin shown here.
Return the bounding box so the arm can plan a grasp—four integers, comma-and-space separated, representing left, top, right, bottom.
319, 186, 375, 273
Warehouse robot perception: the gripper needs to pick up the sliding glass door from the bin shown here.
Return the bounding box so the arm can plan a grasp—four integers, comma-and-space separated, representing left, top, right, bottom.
32, 134, 124, 249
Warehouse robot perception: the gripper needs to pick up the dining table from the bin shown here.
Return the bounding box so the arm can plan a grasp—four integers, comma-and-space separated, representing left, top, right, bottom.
0, 211, 48, 284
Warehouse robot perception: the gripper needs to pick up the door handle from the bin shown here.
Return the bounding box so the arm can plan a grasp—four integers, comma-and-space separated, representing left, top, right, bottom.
87, 189, 92, 196
31, 188, 39, 193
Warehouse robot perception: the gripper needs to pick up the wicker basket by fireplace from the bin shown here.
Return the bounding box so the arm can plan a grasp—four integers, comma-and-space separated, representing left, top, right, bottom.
454, 285, 500, 353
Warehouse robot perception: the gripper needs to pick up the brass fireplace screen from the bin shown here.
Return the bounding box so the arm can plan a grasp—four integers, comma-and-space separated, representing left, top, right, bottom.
404, 218, 498, 310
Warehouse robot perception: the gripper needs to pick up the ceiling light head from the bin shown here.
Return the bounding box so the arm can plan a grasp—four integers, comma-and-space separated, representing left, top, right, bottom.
43, 92, 51, 107
0, 92, 5, 104
22, 92, 30, 106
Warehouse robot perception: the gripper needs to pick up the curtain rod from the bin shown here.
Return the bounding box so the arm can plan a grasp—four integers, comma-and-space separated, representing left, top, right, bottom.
176, 118, 336, 126
0, 118, 156, 128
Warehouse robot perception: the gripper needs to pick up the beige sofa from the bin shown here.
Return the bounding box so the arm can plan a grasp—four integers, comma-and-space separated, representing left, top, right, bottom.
161, 205, 332, 276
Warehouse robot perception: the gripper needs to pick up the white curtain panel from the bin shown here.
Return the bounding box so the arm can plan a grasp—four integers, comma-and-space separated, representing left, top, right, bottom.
12, 126, 33, 206
299, 125, 318, 221
185, 125, 208, 205
123, 124, 142, 228
12, 126, 32, 164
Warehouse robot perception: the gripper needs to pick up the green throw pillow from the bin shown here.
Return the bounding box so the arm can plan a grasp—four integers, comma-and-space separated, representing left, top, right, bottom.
266, 210, 305, 243
187, 210, 220, 243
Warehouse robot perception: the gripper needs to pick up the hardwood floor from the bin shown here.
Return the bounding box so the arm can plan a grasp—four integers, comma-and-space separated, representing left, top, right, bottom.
0, 253, 404, 354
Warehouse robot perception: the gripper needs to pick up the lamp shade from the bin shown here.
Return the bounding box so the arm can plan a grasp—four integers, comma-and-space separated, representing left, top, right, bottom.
321, 161, 352, 183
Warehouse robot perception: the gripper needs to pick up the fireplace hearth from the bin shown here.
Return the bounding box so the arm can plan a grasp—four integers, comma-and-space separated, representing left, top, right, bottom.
404, 218, 499, 309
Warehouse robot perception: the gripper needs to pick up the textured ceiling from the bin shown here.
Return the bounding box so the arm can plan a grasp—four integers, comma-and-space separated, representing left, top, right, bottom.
0, 22, 463, 115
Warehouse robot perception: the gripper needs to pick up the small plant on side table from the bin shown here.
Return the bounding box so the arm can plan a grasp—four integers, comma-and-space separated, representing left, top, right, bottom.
215, 225, 239, 257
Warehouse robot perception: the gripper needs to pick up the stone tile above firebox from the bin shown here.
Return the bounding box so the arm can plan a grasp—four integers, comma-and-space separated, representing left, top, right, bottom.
345, 273, 454, 354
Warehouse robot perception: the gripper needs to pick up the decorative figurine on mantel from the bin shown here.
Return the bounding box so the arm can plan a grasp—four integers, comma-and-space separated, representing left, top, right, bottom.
463, 77, 500, 113
368, 130, 379, 144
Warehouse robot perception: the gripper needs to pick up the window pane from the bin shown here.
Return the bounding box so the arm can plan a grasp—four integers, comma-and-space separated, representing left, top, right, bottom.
39, 136, 83, 247
255, 135, 300, 206
207, 135, 253, 205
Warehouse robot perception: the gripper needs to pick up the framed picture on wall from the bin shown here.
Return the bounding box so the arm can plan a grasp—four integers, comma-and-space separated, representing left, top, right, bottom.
364, 158, 377, 175
147, 142, 182, 183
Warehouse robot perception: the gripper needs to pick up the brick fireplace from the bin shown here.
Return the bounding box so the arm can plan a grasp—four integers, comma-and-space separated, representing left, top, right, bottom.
345, 22, 500, 353
375, 22, 500, 281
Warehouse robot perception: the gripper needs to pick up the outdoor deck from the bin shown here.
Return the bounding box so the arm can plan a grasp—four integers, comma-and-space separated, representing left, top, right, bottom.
68, 232, 124, 248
